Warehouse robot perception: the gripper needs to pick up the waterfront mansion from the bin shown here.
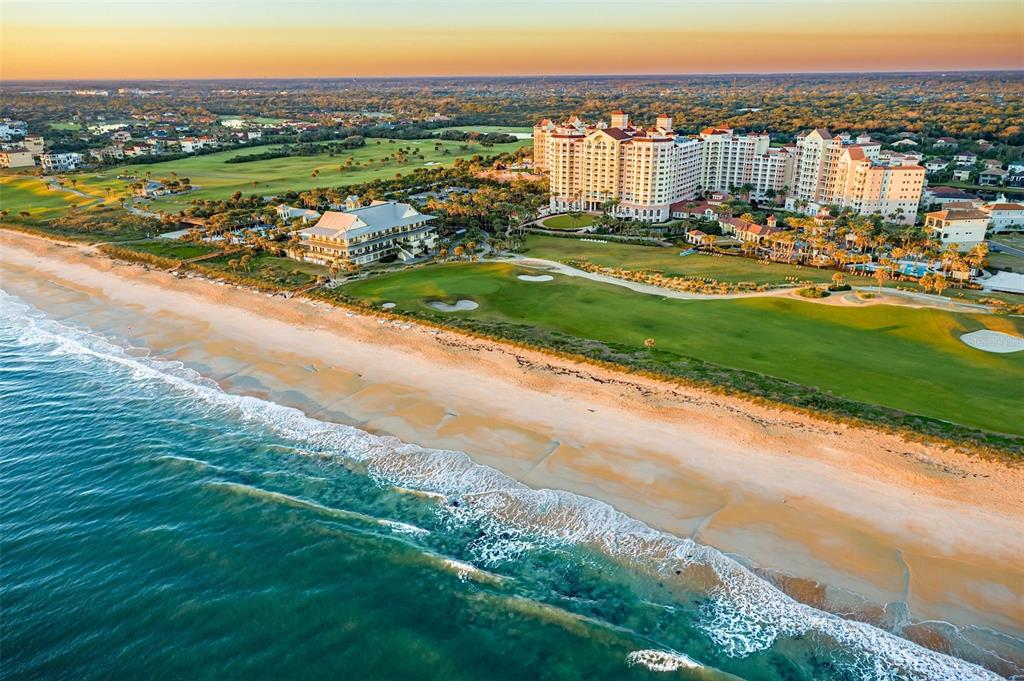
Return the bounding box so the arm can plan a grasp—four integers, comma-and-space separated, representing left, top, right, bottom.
294, 200, 437, 266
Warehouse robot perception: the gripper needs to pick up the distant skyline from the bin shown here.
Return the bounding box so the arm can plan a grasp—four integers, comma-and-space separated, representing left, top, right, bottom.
3, 0, 1022, 80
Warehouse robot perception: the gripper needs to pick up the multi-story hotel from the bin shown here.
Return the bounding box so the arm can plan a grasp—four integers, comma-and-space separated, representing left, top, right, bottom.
536, 115, 925, 225
536, 111, 700, 222
784, 129, 924, 225
295, 200, 437, 266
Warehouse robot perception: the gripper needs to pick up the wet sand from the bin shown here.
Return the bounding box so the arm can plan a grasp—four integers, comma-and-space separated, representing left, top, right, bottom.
2, 230, 1022, 654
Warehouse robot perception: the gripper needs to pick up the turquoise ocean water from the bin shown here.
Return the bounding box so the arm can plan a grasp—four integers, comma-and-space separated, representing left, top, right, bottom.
0, 289, 1013, 680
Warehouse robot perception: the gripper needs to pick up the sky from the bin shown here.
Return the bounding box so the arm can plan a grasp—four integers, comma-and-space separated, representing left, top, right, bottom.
1, 0, 1022, 80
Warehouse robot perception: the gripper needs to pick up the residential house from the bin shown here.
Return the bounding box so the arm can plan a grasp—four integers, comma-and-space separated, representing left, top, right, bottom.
891, 138, 918, 148
923, 186, 980, 206
978, 168, 1007, 186
933, 137, 958, 148
923, 159, 949, 173
22, 135, 45, 155
0, 148, 36, 168
981, 202, 1024, 233
39, 152, 83, 173
924, 206, 990, 249
1007, 161, 1024, 174
953, 151, 977, 166
951, 168, 972, 182
294, 201, 437, 266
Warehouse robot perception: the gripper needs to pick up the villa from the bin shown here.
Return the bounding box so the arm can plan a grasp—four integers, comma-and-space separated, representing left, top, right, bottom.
981, 202, 1024, 233
924, 206, 990, 250
294, 200, 437, 266
39, 152, 83, 172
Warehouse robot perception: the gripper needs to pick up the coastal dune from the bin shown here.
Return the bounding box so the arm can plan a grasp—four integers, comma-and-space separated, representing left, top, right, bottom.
2, 230, 1021, 664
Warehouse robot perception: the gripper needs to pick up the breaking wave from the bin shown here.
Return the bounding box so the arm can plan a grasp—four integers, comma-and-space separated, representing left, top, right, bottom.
0, 290, 1006, 681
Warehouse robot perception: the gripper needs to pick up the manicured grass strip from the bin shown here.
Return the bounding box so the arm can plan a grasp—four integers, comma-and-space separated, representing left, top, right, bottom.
540, 215, 596, 230
340, 262, 1024, 437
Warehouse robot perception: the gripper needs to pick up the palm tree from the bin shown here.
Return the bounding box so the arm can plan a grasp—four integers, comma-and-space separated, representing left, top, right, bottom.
831, 272, 845, 288
874, 265, 887, 291
932, 273, 948, 297
644, 338, 655, 349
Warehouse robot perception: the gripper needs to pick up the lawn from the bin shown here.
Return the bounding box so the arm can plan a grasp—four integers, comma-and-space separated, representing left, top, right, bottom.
342, 262, 1024, 436
69, 138, 529, 213
990, 234, 1024, 251
987, 251, 1024, 273
523, 235, 885, 287
195, 253, 329, 288
429, 125, 533, 137
540, 215, 596, 230
0, 175, 102, 219
126, 239, 219, 260
48, 122, 82, 131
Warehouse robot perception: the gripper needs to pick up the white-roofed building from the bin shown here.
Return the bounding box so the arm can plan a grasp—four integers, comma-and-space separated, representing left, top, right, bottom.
295, 201, 437, 265
275, 204, 321, 224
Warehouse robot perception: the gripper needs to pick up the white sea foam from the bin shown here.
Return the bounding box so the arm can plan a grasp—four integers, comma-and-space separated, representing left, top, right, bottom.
627, 649, 703, 672
0, 289, 1006, 681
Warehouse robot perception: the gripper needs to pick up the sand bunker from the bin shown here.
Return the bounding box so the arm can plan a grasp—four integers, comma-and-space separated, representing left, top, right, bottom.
960, 330, 1024, 353
517, 274, 554, 282
427, 300, 479, 312
381, 302, 396, 309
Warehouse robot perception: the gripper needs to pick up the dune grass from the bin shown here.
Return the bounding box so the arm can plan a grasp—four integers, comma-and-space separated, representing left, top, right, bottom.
341, 261, 1024, 437
125, 239, 219, 260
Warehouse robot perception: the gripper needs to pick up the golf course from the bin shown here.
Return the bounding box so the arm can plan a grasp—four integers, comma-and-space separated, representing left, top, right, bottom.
0, 175, 107, 220
342, 260, 1024, 436
3, 136, 528, 216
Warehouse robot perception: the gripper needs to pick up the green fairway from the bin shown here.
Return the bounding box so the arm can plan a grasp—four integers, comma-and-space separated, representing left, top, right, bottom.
540, 215, 596, 230
429, 125, 533, 136
342, 261, 1024, 435
0, 175, 101, 219
524, 235, 884, 287
48, 122, 82, 131
70, 138, 529, 213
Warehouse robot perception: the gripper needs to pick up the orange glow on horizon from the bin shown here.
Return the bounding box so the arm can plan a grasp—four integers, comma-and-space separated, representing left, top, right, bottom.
2, 2, 1022, 80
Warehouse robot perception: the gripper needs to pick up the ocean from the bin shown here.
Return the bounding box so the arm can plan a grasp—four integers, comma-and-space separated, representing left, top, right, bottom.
0, 289, 1009, 680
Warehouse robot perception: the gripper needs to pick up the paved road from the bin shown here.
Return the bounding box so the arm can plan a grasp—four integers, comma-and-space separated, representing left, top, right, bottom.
498, 256, 991, 313
990, 240, 1024, 257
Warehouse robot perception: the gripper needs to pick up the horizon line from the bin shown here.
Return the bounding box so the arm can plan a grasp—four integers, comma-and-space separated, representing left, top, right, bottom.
3, 68, 1024, 84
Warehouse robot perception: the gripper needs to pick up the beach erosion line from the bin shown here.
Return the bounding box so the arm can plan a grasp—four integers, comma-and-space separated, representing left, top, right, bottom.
0, 288, 1005, 681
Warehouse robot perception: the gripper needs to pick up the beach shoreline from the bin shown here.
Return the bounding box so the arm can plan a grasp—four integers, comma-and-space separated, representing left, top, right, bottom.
2, 229, 1022, 648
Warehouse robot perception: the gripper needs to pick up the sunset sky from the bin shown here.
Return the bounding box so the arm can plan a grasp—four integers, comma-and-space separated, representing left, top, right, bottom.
2, 0, 1022, 80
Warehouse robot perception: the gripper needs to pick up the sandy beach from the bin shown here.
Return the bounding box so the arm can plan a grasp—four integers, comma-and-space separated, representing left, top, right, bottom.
2, 230, 1022, 655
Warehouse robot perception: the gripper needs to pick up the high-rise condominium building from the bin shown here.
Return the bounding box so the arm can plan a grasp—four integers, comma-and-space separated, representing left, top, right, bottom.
535, 116, 924, 224
697, 127, 793, 200
536, 111, 700, 222
785, 129, 924, 225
